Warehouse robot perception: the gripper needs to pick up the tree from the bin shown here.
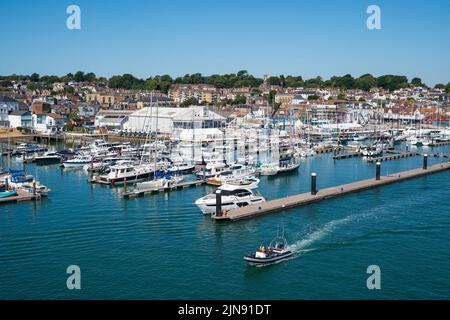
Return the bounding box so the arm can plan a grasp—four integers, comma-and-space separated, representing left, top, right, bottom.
180, 97, 199, 108
74, 71, 85, 82
434, 83, 445, 89
355, 74, 377, 91
267, 76, 281, 86
377, 75, 408, 91
445, 82, 450, 94
337, 94, 346, 100
232, 94, 247, 105
30, 73, 40, 82
84, 72, 96, 82
305, 76, 323, 88
268, 90, 277, 106
411, 77, 423, 87
308, 95, 320, 101
144, 79, 158, 91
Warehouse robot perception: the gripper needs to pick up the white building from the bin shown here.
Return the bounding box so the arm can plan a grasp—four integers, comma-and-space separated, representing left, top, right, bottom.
0, 96, 20, 126
8, 111, 32, 128
32, 113, 66, 134
124, 106, 226, 137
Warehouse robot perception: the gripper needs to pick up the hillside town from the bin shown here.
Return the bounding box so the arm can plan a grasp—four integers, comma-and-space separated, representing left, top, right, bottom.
0, 72, 449, 139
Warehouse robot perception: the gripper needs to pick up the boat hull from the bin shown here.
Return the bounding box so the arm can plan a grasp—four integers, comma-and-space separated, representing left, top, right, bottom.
244, 251, 293, 264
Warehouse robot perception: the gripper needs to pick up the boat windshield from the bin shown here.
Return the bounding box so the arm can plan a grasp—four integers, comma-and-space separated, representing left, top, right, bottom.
220, 189, 252, 197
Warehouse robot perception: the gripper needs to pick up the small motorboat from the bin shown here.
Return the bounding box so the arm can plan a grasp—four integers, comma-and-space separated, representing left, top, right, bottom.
0, 190, 18, 199
244, 231, 293, 265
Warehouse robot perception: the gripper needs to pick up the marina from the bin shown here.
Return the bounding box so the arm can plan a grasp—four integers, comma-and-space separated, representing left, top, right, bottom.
213, 161, 450, 221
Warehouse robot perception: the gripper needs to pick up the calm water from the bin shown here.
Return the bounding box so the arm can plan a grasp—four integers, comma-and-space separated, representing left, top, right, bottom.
1, 145, 450, 299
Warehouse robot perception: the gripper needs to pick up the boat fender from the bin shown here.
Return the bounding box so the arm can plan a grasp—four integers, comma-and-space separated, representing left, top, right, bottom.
222, 209, 227, 216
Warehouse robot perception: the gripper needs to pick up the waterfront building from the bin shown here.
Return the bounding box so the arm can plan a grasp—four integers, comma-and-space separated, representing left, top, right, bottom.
124, 106, 226, 136
32, 113, 66, 134
8, 111, 32, 128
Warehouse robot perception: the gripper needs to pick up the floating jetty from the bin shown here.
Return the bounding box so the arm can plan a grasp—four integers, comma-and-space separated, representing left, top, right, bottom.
122, 180, 207, 199
367, 151, 420, 163
212, 160, 450, 222
333, 152, 361, 160
0, 188, 41, 205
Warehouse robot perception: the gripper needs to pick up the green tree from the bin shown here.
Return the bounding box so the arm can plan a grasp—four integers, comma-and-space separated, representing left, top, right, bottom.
232, 94, 247, 105
30, 73, 40, 82
411, 77, 423, 87
74, 71, 85, 82
180, 97, 199, 108
434, 83, 445, 89
445, 82, 450, 94
84, 72, 96, 82
355, 74, 378, 91
377, 75, 408, 91
267, 76, 281, 86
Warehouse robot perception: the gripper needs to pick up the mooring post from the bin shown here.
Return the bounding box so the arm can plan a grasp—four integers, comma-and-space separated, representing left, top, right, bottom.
123, 177, 127, 193
5, 177, 9, 191
215, 190, 222, 216
376, 162, 381, 181
423, 154, 428, 170
33, 180, 36, 195
311, 173, 317, 195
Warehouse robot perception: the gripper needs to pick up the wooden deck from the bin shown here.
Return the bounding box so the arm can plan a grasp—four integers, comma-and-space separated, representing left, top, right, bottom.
212, 162, 450, 222
0, 188, 41, 205
122, 179, 207, 199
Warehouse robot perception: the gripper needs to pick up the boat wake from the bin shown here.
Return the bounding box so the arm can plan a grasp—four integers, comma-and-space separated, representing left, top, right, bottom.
287, 211, 377, 256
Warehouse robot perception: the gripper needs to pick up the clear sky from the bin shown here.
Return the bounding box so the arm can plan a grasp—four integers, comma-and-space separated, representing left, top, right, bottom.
1, 0, 449, 85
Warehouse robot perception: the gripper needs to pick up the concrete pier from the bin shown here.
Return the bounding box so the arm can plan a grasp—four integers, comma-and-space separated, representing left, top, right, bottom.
212, 162, 450, 222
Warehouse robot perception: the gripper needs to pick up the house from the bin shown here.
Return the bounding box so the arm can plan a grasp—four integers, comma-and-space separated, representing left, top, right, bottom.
0, 96, 20, 125
78, 104, 99, 118
32, 101, 51, 115
32, 113, 66, 134
8, 111, 32, 128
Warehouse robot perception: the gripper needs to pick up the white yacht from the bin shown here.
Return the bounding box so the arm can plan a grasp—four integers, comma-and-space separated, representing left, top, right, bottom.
260, 163, 279, 176
206, 164, 257, 186
195, 182, 265, 215
62, 155, 93, 168
93, 163, 154, 185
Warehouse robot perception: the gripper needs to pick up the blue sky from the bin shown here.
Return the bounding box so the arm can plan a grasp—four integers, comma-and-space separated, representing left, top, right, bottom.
1, 0, 449, 85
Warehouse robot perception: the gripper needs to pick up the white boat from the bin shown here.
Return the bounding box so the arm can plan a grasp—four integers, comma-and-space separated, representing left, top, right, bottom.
93, 163, 155, 185
135, 174, 184, 191
244, 230, 293, 265
260, 163, 279, 176
223, 177, 260, 190
62, 155, 93, 168
195, 183, 265, 215
206, 164, 257, 186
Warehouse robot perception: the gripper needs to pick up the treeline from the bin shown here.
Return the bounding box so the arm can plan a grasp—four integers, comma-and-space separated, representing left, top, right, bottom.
108, 70, 262, 92
1, 71, 450, 94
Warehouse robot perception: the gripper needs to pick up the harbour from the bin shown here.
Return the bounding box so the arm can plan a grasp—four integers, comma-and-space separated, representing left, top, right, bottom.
1, 141, 450, 299
213, 160, 450, 221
